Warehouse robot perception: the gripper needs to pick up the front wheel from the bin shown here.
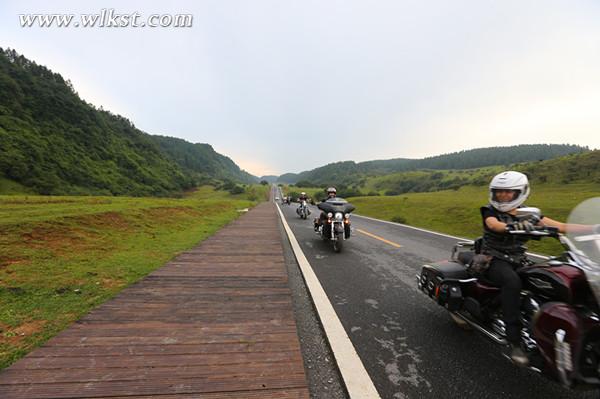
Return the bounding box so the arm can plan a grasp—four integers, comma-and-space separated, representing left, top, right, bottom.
333, 232, 344, 252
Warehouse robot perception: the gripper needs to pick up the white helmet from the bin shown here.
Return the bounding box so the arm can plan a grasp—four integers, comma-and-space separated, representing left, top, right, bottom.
301, 192, 306, 196
489, 171, 530, 212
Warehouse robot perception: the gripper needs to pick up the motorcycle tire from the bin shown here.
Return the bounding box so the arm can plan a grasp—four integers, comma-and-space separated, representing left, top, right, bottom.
333, 232, 344, 252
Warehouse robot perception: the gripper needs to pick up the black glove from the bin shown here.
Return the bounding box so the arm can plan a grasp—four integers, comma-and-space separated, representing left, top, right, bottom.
506, 221, 535, 232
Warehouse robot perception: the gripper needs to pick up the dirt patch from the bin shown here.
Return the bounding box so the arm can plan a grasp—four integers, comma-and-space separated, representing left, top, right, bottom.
101, 278, 124, 289
0, 257, 28, 270
0, 320, 47, 345
15, 211, 133, 257
143, 207, 201, 222
15, 320, 46, 336
19, 224, 97, 257
78, 211, 131, 230
0, 322, 11, 333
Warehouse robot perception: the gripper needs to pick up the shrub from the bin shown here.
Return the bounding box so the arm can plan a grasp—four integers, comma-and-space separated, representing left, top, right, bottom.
391, 215, 407, 224
229, 185, 245, 195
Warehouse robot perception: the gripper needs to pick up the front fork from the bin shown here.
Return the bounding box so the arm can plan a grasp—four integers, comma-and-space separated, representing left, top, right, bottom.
331, 221, 345, 240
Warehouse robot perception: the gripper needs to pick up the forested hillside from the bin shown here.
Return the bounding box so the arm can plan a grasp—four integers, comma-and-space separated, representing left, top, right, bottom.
0, 47, 255, 196
150, 135, 256, 184
278, 144, 587, 186
362, 150, 600, 196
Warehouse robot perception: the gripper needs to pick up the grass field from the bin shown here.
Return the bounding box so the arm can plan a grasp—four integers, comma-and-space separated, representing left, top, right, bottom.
348, 184, 600, 255
0, 185, 268, 369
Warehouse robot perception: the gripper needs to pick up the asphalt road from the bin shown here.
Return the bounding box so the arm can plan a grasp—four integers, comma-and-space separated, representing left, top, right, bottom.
277, 196, 597, 399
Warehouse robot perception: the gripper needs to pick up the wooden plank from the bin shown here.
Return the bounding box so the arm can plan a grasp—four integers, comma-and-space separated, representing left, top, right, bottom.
94, 388, 310, 399
0, 374, 308, 399
27, 341, 300, 358
1, 362, 307, 384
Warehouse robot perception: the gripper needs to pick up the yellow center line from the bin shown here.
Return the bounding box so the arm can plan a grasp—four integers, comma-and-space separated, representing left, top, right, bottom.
356, 228, 402, 248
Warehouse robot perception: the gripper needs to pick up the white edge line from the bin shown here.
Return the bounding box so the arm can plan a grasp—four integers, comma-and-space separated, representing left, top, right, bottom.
352, 213, 550, 260
275, 203, 381, 399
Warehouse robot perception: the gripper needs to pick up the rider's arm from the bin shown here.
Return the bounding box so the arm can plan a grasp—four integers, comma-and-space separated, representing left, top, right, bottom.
541, 217, 598, 234
485, 216, 508, 233
539, 217, 566, 234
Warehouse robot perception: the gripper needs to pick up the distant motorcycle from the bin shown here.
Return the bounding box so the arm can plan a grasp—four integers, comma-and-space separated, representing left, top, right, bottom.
315, 197, 355, 252
296, 200, 310, 219
416, 200, 600, 391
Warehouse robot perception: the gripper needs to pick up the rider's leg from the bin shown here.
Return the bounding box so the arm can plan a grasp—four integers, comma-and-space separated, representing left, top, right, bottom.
485, 258, 528, 366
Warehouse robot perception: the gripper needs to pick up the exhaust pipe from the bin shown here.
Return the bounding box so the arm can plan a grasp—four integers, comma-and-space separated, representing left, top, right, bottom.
452, 312, 508, 345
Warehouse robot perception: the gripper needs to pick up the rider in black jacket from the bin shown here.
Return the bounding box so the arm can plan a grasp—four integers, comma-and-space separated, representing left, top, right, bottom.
481, 171, 572, 366
314, 187, 337, 230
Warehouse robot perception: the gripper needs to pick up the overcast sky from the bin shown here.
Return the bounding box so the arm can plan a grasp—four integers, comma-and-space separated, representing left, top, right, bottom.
1, 0, 599, 176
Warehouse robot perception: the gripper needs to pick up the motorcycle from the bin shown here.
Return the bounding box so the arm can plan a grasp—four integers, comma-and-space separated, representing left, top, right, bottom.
416, 199, 600, 390
296, 200, 310, 219
315, 197, 355, 252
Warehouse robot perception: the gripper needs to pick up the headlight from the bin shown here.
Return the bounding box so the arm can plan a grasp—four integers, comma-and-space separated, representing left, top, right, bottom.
327, 212, 333, 218
335, 212, 343, 220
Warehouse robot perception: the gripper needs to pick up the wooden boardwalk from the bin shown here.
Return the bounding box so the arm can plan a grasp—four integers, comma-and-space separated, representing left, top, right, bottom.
0, 203, 310, 399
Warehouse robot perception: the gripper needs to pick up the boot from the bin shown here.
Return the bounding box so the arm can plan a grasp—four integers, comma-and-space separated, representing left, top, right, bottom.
509, 344, 529, 367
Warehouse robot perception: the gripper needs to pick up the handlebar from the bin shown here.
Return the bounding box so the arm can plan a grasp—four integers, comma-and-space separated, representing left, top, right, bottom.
508, 226, 559, 237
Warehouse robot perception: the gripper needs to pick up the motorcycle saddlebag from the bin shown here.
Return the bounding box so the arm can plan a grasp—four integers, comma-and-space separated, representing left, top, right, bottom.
419, 261, 469, 311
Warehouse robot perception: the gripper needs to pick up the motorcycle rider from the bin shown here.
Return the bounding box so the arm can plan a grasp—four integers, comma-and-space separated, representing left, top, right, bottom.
481, 171, 577, 366
297, 192, 310, 215
314, 187, 337, 231
298, 191, 309, 202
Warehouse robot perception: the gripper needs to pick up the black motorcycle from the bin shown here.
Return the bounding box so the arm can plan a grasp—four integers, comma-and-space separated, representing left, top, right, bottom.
296, 200, 310, 219
315, 197, 355, 252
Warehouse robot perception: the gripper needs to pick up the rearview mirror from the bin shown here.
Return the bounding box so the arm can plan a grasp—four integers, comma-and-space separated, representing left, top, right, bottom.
516, 207, 541, 221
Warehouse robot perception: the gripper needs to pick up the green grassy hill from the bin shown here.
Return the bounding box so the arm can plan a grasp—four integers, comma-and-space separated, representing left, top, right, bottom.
151, 135, 257, 184
364, 150, 600, 195
0, 47, 255, 196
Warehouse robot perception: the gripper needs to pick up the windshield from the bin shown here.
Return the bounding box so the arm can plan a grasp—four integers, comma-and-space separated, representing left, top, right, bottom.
325, 197, 348, 204
566, 197, 600, 304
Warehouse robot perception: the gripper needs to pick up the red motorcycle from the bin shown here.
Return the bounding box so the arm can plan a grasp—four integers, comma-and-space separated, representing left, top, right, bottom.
417, 200, 600, 390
